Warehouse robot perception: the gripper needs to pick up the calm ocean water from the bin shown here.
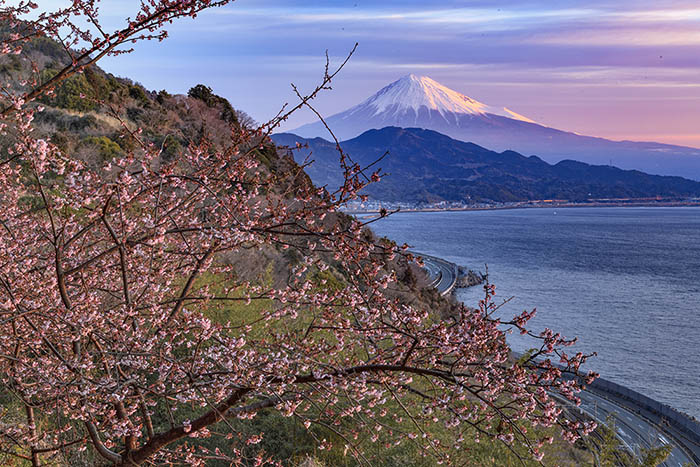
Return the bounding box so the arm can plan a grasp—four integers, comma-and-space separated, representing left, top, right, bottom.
370, 207, 700, 419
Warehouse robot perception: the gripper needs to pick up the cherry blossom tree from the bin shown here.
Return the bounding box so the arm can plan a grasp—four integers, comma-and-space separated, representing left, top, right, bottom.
0, 1, 596, 465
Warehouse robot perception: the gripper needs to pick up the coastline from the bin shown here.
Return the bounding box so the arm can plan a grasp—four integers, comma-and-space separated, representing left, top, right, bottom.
377, 204, 700, 424
345, 200, 700, 216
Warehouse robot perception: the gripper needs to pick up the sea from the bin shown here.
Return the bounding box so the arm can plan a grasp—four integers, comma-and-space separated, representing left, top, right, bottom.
370, 206, 700, 419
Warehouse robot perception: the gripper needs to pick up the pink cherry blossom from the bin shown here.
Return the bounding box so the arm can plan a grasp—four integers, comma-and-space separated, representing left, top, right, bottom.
0, 1, 596, 465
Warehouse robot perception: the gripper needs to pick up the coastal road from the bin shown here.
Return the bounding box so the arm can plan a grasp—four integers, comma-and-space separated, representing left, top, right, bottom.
421, 259, 442, 286
560, 391, 695, 466
420, 254, 698, 466
418, 255, 457, 296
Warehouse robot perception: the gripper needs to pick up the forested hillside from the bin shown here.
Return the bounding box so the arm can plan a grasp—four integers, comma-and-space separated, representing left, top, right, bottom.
274, 127, 700, 203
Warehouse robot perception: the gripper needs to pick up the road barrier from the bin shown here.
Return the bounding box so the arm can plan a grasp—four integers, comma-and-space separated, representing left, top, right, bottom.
586, 376, 700, 462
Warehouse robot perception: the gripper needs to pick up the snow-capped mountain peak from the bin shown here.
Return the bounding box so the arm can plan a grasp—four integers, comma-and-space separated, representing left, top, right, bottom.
356, 74, 536, 123
287, 74, 700, 181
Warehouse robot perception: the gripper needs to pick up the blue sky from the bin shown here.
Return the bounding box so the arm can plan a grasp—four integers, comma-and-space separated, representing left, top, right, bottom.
58, 1, 700, 146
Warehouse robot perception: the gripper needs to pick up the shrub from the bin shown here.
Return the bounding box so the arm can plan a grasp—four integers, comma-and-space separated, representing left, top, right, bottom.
80, 136, 123, 162
188, 83, 239, 125
156, 89, 171, 104
159, 134, 183, 160
39, 68, 96, 111
129, 83, 150, 104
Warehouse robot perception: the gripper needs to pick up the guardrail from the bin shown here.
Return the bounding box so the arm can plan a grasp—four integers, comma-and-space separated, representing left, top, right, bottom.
590, 377, 700, 443
544, 357, 700, 463
585, 377, 700, 463
443, 261, 458, 296
427, 271, 442, 289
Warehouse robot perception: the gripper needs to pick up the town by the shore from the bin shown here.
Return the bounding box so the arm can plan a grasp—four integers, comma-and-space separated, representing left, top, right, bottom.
345, 198, 700, 216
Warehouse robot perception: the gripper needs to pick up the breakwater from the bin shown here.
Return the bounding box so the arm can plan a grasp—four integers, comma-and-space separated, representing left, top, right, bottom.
456, 266, 486, 288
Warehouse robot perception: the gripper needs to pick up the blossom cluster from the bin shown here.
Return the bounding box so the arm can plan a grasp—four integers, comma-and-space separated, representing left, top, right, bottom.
0, 1, 596, 465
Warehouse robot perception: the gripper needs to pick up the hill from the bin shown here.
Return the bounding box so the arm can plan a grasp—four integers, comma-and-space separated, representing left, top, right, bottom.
290, 74, 700, 180
273, 127, 700, 203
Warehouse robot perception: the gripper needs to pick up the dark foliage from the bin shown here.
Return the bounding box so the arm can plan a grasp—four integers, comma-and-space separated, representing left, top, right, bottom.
274, 127, 700, 203
188, 83, 239, 126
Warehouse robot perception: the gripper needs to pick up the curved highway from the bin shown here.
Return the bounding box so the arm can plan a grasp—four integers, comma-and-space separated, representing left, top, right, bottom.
419, 255, 698, 466
417, 254, 457, 296
563, 391, 695, 466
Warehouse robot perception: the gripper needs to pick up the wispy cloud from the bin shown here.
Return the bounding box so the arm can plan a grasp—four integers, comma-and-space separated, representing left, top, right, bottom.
45, 0, 700, 147
528, 25, 700, 47
273, 7, 602, 27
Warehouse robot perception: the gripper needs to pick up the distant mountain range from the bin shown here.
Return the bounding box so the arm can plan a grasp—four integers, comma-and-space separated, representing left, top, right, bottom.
291, 74, 700, 181
272, 127, 700, 203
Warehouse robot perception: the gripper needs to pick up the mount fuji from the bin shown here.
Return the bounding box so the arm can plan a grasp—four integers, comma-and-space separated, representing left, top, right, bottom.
290, 74, 700, 180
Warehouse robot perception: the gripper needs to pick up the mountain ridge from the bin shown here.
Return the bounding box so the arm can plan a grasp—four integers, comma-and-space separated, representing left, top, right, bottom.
290, 75, 700, 180
273, 127, 700, 204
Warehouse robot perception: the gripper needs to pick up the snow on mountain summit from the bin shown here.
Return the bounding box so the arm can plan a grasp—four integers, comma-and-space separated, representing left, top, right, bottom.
355, 74, 536, 123
287, 74, 700, 181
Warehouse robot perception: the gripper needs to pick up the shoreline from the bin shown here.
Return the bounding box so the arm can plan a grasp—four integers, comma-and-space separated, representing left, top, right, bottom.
345, 200, 700, 216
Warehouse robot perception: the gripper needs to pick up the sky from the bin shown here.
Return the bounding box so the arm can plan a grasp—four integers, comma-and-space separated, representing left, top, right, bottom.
40, 1, 700, 147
